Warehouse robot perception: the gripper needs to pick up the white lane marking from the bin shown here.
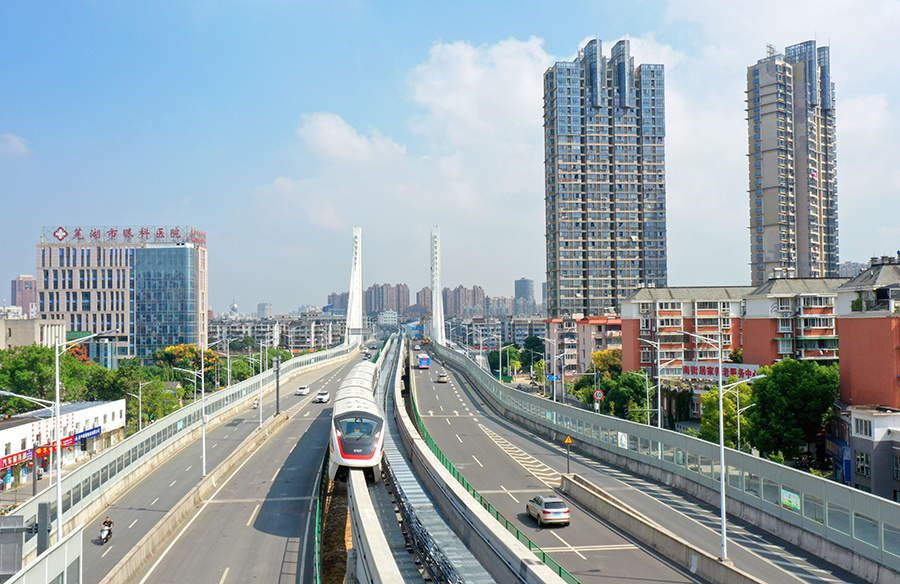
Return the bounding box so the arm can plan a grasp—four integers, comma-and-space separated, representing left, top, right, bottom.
213, 443, 218, 448
304, 411, 310, 417
247, 503, 261, 527
271, 469, 279, 482
456, 434, 463, 443
472, 455, 484, 468
137, 443, 266, 584
218, 567, 229, 584
224, 434, 229, 439
185, 466, 192, 472
550, 531, 586, 560
101, 545, 113, 558
169, 480, 177, 487
439, 405, 444, 412
501, 486, 519, 503
151, 497, 159, 506
542, 544, 637, 552
128, 519, 138, 529
446, 419, 451, 426
435, 394, 439, 400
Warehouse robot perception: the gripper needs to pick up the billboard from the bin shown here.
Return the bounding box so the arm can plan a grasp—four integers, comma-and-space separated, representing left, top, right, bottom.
680, 361, 760, 381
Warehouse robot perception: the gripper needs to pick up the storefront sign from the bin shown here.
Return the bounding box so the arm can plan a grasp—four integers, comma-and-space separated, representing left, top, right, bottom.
74, 426, 102, 441
46, 225, 206, 245
681, 361, 760, 381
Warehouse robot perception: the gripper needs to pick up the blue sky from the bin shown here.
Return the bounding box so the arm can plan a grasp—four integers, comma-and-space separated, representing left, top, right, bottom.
2, 1, 899, 315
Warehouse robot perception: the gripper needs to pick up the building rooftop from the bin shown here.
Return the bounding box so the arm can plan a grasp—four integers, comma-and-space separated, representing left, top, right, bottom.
838, 259, 900, 292
622, 287, 756, 303
747, 278, 847, 298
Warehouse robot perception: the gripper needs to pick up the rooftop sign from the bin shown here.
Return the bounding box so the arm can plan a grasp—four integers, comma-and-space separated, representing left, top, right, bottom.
44, 225, 206, 246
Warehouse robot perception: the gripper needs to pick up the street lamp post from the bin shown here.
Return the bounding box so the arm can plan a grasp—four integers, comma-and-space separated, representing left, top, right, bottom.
677, 329, 728, 562
52, 328, 115, 541
540, 337, 558, 402
720, 375, 765, 451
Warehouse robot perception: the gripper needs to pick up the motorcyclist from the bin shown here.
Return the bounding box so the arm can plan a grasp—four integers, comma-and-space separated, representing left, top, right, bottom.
101, 517, 114, 539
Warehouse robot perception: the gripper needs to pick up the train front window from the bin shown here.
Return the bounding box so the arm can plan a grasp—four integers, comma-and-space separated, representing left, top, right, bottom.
337, 416, 381, 440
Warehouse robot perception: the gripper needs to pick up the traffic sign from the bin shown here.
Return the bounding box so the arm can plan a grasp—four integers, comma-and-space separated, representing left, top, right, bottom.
564, 435, 573, 444
593, 389, 605, 401
547, 375, 560, 381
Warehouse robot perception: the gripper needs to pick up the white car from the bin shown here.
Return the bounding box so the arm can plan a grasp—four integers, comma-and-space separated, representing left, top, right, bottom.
525, 495, 570, 526
437, 373, 449, 383
295, 386, 310, 396
314, 391, 331, 403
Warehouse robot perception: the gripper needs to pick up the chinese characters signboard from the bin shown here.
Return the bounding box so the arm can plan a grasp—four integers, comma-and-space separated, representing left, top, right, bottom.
680, 361, 760, 381
44, 225, 206, 246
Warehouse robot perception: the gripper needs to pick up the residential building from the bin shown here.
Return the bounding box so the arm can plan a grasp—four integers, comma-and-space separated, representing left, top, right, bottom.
506, 316, 547, 347
742, 278, 845, 366
36, 225, 208, 365
747, 41, 837, 286
621, 287, 753, 376
327, 291, 349, 312
257, 303, 273, 319
11, 275, 36, 317
835, 255, 900, 408
514, 278, 537, 315
545, 314, 623, 379
544, 38, 667, 317
416, 287, 432, 314
839, 261, 867, 278
377, 309, 398, 327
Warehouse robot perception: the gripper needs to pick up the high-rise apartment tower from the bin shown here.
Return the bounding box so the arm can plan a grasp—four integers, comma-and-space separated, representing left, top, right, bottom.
747, 41, 837, 286
544, 39, 667, 317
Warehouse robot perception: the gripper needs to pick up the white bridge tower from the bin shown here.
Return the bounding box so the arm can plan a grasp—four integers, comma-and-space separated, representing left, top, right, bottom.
430, 225, 446, 346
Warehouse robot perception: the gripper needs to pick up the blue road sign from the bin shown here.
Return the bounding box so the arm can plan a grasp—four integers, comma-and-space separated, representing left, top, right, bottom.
547, 375, 560, 381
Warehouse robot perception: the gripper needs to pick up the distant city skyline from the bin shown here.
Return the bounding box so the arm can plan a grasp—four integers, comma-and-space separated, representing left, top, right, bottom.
3, 3, 898, 315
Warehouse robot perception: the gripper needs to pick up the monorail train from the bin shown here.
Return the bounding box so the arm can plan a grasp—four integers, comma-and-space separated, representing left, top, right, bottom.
327, 361, 385, 481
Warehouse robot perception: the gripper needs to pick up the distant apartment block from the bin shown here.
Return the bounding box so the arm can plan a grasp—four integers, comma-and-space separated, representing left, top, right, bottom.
544, 38, 667, 317
36, 225, 208, 365
258, 303, 273, 319
545, 314, 623, 379
748, 41, 838, 285
11, 275, 36, 317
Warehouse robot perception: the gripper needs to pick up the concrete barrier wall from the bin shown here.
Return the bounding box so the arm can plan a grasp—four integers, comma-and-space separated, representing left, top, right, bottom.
347, 469, 404, 584
396, 352, 567, 584
559, 474, 765, 584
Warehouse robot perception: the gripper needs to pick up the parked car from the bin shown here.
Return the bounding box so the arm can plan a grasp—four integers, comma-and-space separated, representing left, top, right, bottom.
314, 391, 331, 403
437, 373, 449, 383
525, 495, 570, 526
295, 386, 310, 396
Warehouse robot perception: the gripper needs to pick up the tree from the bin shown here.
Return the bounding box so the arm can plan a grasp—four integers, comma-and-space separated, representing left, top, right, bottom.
592, 372, 647, 421
0, 345, 56, 411
746, 359, 839, 458
154, 344, 219, 384
697, 376, 754, 450
591, 349, 622, 380
727, 349, 743, 363
520, 336, 544, 370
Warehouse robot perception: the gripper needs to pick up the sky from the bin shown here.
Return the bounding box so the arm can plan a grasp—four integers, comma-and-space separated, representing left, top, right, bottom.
2, 1, 899, 315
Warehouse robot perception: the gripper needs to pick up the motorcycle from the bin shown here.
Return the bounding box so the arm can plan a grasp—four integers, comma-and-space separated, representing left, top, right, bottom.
100, 524, 112, 544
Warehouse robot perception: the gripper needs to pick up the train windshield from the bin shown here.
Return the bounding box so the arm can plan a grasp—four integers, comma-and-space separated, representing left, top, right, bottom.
336, 415, 383, 440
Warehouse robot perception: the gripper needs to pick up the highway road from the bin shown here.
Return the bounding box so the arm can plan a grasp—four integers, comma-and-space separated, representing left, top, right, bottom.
414, 351, 867, 584
80, 356, 357, 584
412, 359, 698, 584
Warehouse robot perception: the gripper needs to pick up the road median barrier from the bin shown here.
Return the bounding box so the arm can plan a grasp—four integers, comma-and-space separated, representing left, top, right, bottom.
559, 473, 766, 584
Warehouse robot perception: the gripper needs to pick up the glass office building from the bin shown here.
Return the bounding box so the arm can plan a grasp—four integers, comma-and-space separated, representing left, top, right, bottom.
134, 244, 205, 359
544, 38, 667, 318
747, 41, 838, 285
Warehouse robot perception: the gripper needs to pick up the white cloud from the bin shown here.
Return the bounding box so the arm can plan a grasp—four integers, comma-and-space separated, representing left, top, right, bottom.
0, 134, 30, 158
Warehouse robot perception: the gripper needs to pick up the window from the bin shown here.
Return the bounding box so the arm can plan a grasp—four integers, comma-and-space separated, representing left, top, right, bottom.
640, 318, 651, 330
778, 318, 793, 332
20, 438, 26, 451
3, 443, 9, 456
658, 302, 681, 311
657, 318, 682, 328
696, 301, 717, 310
856, 452, 871, 478
854, 418, 873, 438
894, 457, 900, 481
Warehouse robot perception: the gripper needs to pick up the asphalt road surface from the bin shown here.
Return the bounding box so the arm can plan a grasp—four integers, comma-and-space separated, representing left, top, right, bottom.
81, 357, 358, 584
414, 352, 866, 584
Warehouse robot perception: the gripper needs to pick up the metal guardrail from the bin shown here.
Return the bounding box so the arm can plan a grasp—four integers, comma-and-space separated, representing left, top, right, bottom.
13, 341, 358, 560
431, 340, 900, 578
407, 364, 580, 584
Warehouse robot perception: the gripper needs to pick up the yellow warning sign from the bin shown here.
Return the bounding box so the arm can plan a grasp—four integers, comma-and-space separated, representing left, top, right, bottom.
564, 435, 573, 444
